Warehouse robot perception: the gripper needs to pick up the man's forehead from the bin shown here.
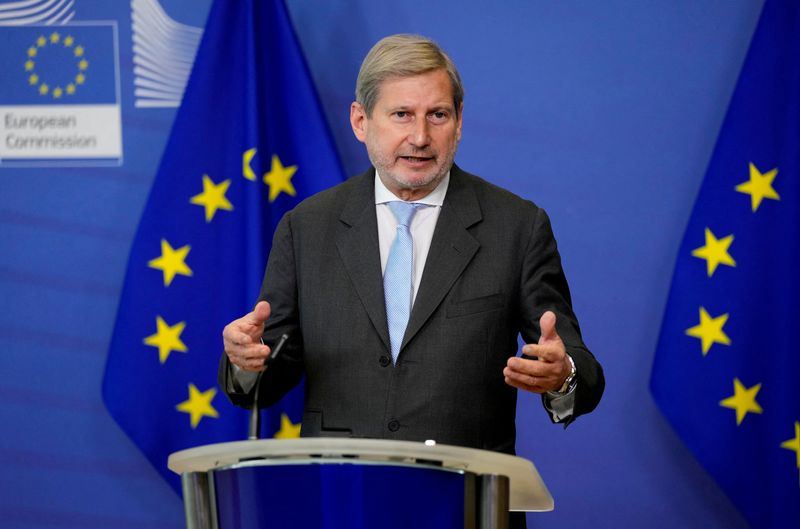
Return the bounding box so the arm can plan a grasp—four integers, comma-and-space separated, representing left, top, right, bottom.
374, 71, 455, 108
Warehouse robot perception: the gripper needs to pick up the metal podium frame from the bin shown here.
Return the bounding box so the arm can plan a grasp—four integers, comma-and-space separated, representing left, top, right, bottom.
169, 438, 553, 529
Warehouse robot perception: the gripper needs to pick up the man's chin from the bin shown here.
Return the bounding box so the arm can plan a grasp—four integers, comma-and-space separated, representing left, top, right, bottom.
391, 169, 443, 190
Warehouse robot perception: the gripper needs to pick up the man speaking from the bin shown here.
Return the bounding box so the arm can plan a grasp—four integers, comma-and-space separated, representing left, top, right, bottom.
220, 34, 604, 455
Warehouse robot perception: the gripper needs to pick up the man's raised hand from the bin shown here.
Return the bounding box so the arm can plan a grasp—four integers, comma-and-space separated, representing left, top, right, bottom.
503, 310, 572, 393
223, 301, 272, 372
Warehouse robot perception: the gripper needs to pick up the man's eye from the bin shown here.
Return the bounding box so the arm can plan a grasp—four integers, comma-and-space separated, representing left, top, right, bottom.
394, 111, 408, 118
429, 111, 448, 122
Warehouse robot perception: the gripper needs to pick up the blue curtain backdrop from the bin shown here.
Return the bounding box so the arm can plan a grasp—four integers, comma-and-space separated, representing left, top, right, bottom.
651, 2, 800, 528
0, 0, 773, 528
102, 0, 345, 492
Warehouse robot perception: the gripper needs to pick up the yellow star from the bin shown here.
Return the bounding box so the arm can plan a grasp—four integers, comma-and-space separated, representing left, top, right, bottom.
78, 59, 88, 71
63, 35, 74, 47
719, 378, 762, 425
263, 154, 297, 202
74, 45, 84, 57
36, 35, 46, 47
781, 422, 800, 469
27, 47, 37, 57
38, 83, 49, 95
53, 87, 63, 99
691, 228, 736, 277
28, 74, 39, 85
685, 306, 731, 355
75, 73, 85, 85
735, 163, 779, 212
243, 148, 257, 180
190, 174, 234, 222
147, 239, 192, 286
176, 384, 219, 429
273, 413, 302, 439
24, 60, 34, 71
49, 32, 60, 44
143, 316, 187, 364
66, 83, 76, 95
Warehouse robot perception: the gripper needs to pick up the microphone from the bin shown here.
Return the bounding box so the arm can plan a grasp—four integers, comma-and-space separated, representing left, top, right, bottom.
248, 333, 290, 440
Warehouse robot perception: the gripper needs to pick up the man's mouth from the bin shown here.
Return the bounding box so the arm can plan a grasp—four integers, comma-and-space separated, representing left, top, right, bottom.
399, 155, 434, 164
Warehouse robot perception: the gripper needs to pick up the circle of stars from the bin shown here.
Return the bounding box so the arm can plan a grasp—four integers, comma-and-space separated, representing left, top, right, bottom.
24, 32, 89, 99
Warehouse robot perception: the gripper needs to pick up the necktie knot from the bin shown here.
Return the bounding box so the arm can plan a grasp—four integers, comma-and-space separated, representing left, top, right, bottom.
388, 201, 420, 227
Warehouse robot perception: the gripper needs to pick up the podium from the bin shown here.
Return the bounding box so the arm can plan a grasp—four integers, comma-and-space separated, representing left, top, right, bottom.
169, 438, 553, 529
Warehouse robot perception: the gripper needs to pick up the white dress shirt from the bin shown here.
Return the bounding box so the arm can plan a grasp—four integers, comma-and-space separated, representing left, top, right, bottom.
374, 171, 448, 305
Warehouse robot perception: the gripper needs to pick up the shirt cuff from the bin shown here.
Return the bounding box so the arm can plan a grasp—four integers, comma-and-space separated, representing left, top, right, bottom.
230, 363, 259, 393
543, 383, 577, 422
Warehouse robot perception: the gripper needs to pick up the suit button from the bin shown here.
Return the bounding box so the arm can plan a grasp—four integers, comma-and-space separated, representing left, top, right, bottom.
379, 356, 390, 367
388, 420, 400, 432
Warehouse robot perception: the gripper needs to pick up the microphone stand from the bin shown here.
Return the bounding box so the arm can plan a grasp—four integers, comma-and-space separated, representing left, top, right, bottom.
248, 333, 290, 440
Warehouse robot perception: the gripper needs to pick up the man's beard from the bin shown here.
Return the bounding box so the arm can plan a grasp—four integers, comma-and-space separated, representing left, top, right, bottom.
368, 142, 457, 192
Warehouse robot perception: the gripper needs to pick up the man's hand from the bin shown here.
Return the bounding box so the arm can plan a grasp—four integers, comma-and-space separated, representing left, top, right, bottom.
223, 301, 272, 372
504, 311, 572, 393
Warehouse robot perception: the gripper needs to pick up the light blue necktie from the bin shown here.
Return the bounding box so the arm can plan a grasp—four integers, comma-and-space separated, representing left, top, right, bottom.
384, 201, 421, 364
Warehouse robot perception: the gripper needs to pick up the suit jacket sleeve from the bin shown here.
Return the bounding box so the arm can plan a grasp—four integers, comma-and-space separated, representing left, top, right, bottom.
518, 206, 604, 425
219, 211, 306, 409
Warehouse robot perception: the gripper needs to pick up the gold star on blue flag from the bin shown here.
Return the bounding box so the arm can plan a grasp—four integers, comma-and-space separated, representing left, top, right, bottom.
102, 0, 345, 493
651, 2, 800, 527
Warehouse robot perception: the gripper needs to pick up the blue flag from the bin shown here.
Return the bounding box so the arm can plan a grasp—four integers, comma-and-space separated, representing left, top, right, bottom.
0, 25, 117, 105
102, 0, 344, 493
651, 2, 800, 527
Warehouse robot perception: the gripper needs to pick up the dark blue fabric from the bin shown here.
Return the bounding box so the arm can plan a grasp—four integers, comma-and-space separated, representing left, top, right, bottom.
215, 463, 466, 529
651, 2, 800, 527
102, 0, 344, 493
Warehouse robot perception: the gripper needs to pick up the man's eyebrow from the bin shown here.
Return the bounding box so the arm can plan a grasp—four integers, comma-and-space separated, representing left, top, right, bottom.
389, 104, 454, 111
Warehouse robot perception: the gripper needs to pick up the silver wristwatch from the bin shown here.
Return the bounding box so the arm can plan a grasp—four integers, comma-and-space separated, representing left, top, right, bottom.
557, 355, 577, 394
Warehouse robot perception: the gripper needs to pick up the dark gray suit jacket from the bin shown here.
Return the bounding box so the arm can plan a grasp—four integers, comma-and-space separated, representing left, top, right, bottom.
220, 165, 604, 455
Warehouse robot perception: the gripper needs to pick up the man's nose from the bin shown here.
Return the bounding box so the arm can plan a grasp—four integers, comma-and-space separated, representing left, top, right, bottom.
407, 118, 431, 147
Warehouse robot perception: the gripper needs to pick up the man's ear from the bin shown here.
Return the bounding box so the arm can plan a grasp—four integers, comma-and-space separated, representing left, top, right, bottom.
455, 102, 464, 142
350, 102, 367, 143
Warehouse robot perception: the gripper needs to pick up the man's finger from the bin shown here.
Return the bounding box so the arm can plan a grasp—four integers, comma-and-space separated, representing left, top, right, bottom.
228, 343, 270, 365
225, 329, 257, 347
235, 343, 271, 359
505, 361, 562, 393
240, 354, 269, 372
507, 356, 540, 375
521, 341, 563, 362
539, 310, 558, 343
503, 367, 547, 393
507, 355, 561, 377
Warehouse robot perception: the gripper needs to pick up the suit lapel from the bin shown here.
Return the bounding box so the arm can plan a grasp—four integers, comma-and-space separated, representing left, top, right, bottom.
335, 170, 391, 352
402, 166, 482, 351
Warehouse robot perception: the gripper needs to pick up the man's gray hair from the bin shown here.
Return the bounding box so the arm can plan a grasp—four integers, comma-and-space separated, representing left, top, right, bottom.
355, 34, 464, 117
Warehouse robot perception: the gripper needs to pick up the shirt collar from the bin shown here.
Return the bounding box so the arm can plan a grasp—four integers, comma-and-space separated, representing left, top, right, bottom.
374, 170, 450, 206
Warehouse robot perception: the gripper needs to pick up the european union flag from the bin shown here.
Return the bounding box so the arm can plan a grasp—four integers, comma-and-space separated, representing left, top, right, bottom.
102, 0, 344, 492
0, 24, 117, 105
651, 2, 800, 527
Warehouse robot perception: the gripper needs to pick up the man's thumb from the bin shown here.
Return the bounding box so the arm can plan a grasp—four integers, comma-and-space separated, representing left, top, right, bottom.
538, 311, 558, 343
250, 300, 271, 325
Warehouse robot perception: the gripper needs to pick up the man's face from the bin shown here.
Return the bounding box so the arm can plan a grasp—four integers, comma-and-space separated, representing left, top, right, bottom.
351, 69, 463, 199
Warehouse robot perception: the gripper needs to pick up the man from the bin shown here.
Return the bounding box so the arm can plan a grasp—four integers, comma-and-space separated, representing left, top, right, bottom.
221, 35, 603, 454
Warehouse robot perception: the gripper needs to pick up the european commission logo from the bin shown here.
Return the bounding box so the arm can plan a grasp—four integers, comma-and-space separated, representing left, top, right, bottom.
0, 23, 122, 166
23, 31, 90, 100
